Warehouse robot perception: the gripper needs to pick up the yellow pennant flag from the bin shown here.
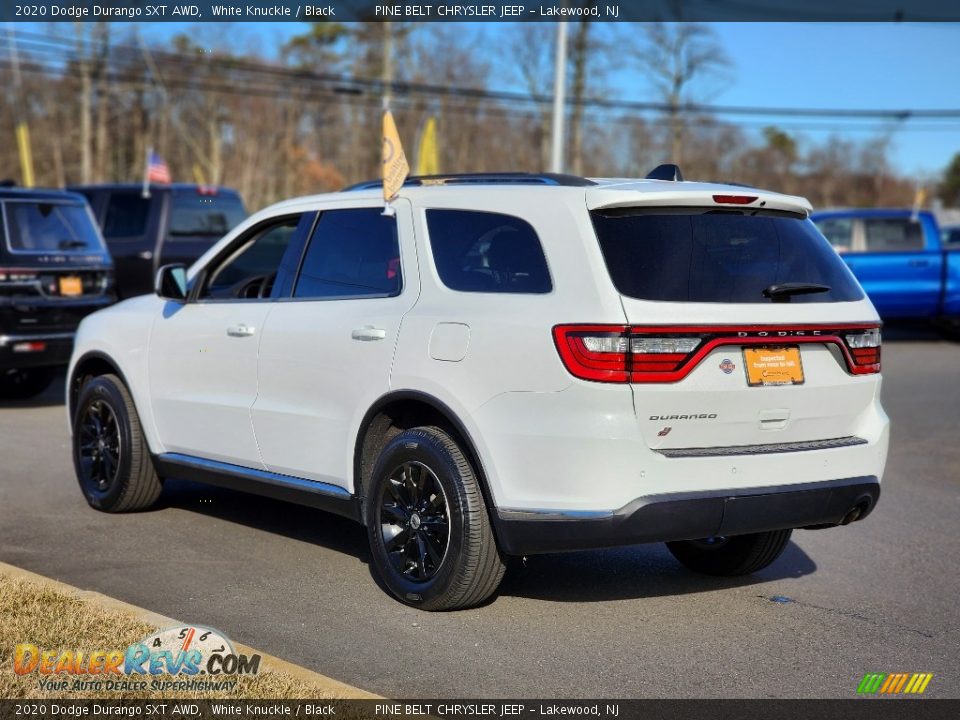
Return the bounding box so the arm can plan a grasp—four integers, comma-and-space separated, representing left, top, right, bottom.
15, 122, 35, 188
416, 116, 439, 176
382, 110, 410, 204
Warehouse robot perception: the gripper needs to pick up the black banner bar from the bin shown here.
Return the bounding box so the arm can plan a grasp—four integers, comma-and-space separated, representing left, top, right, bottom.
4, 0, 960, 23
1, 699, 959, 720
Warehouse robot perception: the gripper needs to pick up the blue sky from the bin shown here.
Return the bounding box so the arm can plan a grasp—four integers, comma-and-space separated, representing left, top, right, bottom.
53, 21, 960, 178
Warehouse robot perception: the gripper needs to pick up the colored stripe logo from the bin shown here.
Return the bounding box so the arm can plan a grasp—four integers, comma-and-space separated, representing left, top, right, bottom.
857, 673, 933, 695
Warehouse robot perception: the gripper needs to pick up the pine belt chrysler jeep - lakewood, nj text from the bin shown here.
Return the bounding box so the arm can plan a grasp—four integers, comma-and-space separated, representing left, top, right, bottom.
67, 167, 889, 610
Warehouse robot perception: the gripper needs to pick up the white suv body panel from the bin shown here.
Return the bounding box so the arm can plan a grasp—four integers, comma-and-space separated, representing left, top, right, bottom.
68, 177, 889, 554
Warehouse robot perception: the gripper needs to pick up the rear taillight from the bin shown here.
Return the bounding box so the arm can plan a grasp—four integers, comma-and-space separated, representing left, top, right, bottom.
0, 268, 39, 283
554, 324, 882, 383
553, 326, 703, 383
843, 327, 881, 374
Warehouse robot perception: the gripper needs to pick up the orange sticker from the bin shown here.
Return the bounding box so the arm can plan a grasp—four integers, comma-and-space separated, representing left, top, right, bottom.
743, 346, 804, 386
58, 276, 83, 296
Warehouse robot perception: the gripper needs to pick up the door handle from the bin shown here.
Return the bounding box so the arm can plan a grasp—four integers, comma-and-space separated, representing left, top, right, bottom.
137, 251, 154, 260
226, 324, 256, 337
351, 325, 387, 341
908, 259, 930, 267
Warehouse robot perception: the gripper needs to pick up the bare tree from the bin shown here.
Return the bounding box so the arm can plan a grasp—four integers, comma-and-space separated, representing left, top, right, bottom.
634, 22, 730, 164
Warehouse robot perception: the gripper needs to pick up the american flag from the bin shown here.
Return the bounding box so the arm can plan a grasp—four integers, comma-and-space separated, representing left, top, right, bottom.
147, 151, 171, 184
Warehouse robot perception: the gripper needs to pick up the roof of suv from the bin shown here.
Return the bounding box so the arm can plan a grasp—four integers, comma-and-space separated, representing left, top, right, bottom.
68, 183, 242, 195
0, 187, 89, 203
322, 170, 813, 217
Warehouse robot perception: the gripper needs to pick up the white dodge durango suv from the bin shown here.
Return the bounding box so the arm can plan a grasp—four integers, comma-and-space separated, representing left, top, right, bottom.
67, 167, 889, 610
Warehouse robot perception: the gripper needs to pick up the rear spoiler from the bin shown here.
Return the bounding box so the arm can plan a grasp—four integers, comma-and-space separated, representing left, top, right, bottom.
587, 185, 813, 217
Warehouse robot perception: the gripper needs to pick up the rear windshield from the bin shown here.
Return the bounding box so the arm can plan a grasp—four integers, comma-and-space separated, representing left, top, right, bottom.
591, 209, 864, 303
2, 200, 105, 254
167, 192, 247, 240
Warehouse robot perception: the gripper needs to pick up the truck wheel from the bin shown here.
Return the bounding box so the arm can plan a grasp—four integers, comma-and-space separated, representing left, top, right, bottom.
366, 426, 505, 611
72, 374, 162, 512
0, 367, 55, 400
666, 529, 792, 576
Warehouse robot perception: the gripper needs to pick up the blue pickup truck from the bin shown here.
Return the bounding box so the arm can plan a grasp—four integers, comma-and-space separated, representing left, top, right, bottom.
811, 208, 960, 334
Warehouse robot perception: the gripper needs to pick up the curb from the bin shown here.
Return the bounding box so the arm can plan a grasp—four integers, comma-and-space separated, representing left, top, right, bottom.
0, 560, 380, 699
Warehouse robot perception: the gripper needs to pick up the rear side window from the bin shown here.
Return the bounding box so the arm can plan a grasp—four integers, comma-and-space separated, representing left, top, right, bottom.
103, 193, 151, 239
168, 191, 247, 241
591, 210, 864, 303
294, 208, 400, 299
3, 200, 105, 254
863, 218, 925, 252
814, 217, 854, 252
426, 210, 551, 293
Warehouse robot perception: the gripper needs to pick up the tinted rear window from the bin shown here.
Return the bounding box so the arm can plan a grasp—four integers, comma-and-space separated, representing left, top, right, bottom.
168, 192, 247, 240
591, 210, 864, 303
2, 200, 105, 254
103, 193, 151, 239
426, 210, 551, 293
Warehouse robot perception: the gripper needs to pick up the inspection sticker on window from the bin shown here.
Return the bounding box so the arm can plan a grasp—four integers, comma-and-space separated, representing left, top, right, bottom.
743, 346, 805, 386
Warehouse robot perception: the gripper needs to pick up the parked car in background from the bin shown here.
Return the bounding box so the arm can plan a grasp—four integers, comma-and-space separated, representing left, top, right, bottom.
69, 184, 247, 299
1, 187, 114, 399
812, 208, 960, 334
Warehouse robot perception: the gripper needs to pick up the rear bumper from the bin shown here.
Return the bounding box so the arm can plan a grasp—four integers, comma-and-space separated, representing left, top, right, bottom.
0, 332, 75, 369
493, 476, 880, 555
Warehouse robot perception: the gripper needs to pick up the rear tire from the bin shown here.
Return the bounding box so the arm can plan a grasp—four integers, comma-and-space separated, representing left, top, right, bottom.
72, 374, 162, 512
666, 529, 792, 576
0, 367, 56, 400
365, 425, 505, 611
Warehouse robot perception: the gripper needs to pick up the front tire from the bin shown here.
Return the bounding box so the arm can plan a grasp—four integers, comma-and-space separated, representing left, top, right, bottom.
0, 367, 56, 400
666, 529, 793, 576
365, 426, 505, 611
72, 374, 162, 512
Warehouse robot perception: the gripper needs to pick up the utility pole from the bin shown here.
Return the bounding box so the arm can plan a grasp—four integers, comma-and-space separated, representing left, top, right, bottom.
382, 21, 394, 109
549, 21, 568, 174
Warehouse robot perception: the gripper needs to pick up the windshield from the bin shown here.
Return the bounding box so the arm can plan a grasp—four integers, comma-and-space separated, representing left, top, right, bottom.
3, 200, 106, 254
167, 192, 247, 240
591, 209, 864, 304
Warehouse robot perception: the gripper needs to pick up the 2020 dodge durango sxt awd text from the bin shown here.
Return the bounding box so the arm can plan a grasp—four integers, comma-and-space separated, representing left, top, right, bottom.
67, 168, 889, 610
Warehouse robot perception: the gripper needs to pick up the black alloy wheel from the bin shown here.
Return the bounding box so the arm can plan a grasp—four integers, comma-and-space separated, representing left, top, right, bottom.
77, 398, 122, 493
379, 461, 451, 582
366, 426, 506, 610
72, 374, 162, 512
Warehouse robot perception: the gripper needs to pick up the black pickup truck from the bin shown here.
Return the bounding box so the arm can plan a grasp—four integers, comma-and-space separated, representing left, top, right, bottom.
70, 184, 247, 299
1, 188, 115, 399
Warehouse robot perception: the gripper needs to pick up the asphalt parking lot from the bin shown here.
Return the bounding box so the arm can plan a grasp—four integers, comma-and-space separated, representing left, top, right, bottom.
1, 332, 958, 699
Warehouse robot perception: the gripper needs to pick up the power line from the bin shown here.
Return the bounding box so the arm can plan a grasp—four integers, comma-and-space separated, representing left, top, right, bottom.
6, 29, 960, 123
3, 55, 958, 140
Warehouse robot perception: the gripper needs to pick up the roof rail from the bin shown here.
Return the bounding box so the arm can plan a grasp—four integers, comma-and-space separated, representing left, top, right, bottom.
645, 164, 684, 182
344, 172, 596, 191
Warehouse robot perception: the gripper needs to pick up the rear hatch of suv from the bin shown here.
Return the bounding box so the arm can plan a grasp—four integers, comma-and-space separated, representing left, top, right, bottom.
0, 194, 114, 334
555, 186, 881, 455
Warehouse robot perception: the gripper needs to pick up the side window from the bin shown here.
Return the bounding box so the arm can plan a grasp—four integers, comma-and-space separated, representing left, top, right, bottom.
199, 216, 302, 300
814, 218, 854, 253
863, 218, 925, 252
293, 208, 401, 299
102, 193, 151, 240
425, 210, 552, 293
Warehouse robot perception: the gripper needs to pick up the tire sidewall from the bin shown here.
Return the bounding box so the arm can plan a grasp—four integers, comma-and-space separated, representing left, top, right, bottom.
365, 430, 470, 607
73, 377, 135, 510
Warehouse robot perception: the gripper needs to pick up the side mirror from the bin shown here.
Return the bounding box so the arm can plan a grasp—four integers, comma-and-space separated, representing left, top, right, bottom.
156, 264, 188, 302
